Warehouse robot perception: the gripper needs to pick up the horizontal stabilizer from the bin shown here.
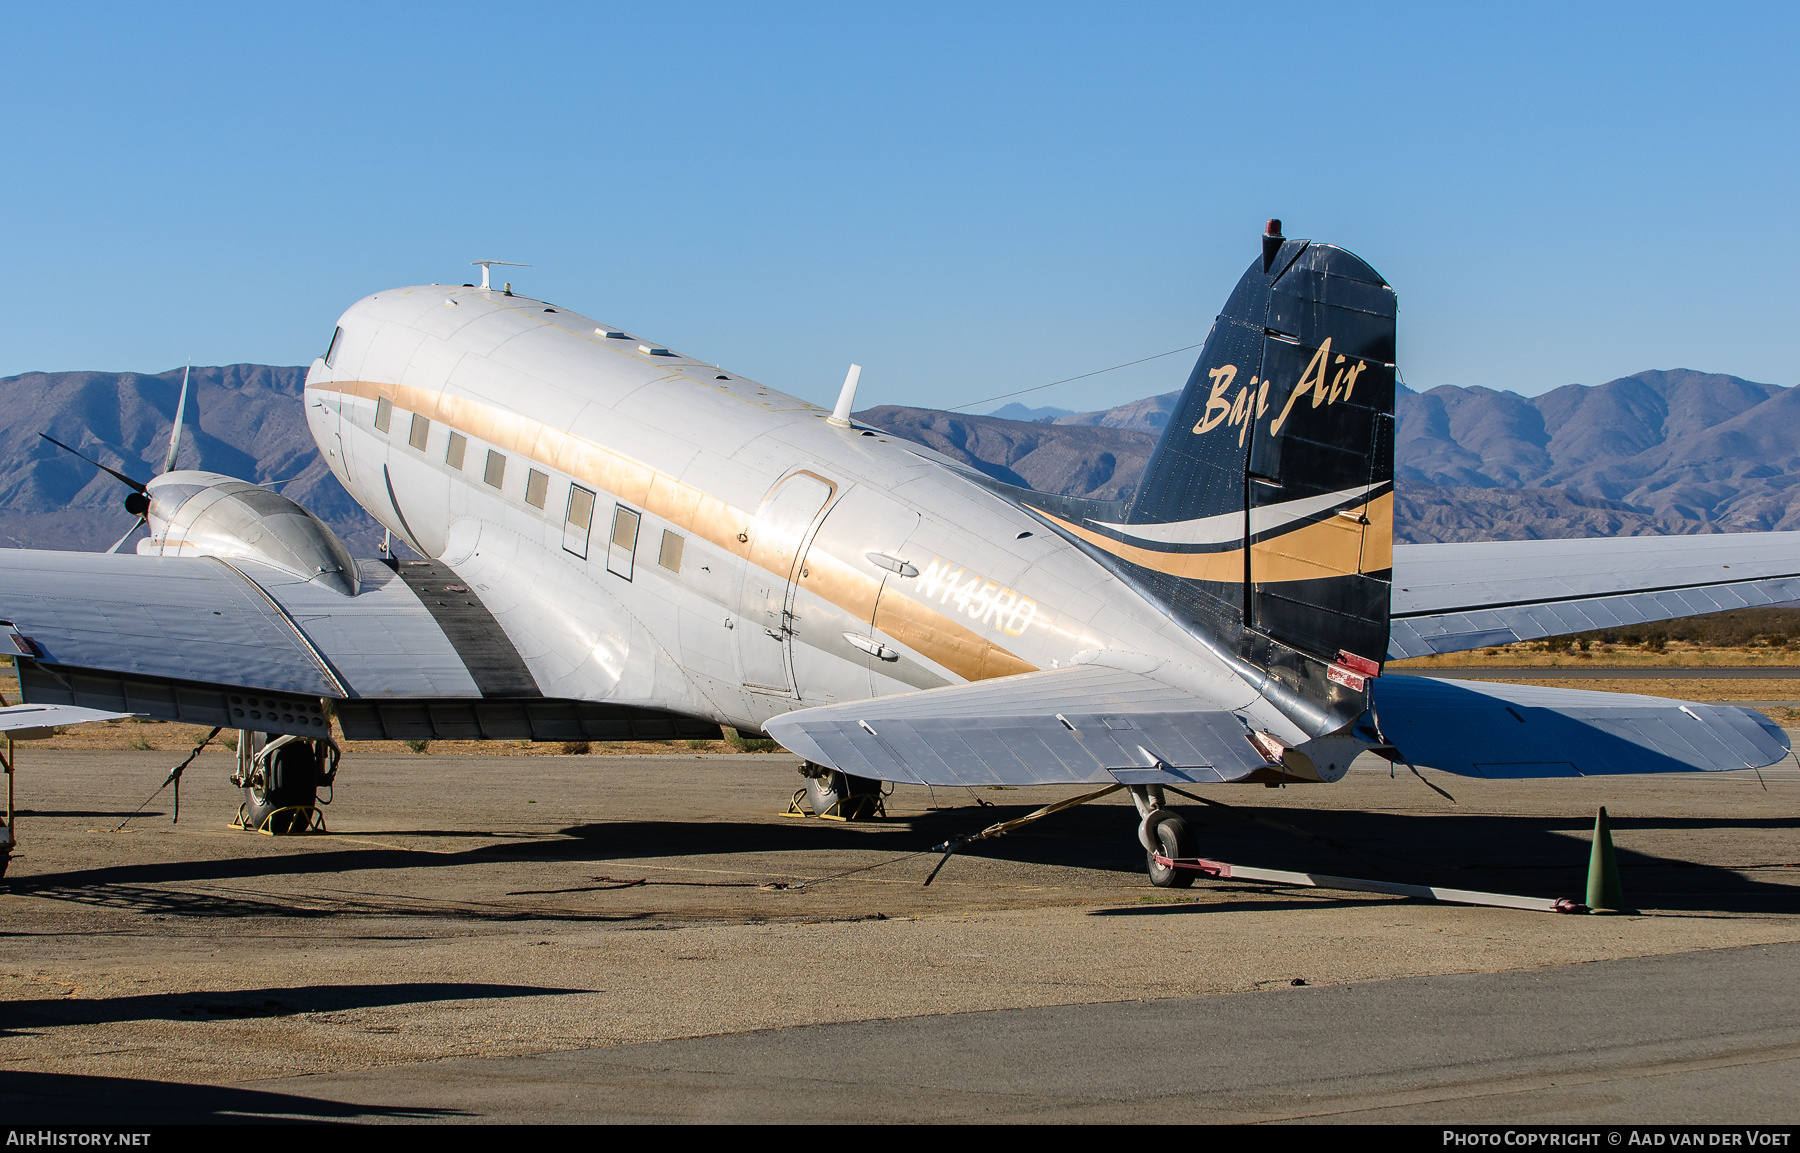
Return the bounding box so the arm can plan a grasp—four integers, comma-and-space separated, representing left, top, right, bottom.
1389, 533, 1800, 658
0, 703, 135, 737
763, 665, 1275, 787
1371, 676, 1790, 777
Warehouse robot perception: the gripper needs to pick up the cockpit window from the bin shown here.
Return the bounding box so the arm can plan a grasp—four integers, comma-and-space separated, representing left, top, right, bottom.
324, 326, 342, 368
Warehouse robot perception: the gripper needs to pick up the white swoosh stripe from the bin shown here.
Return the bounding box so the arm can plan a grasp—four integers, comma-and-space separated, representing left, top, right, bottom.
1092, 483, 1378, 547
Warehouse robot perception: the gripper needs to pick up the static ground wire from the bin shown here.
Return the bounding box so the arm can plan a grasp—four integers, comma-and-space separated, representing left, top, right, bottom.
947, 342, 1206, 414
112, 726, 222, 831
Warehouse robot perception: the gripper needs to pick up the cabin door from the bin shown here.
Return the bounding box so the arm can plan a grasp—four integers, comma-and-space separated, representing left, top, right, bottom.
738, 473, 834, 695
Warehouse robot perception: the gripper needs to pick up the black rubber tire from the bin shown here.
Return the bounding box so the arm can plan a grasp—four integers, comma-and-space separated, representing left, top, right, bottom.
803, 772, 843, 816
1145, 810, 1197, 888
241, 739, 322, 834
804, 770, 881, 816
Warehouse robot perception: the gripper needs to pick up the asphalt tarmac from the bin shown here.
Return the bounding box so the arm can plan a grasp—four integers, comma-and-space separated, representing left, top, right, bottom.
3, 745, 1797, 1124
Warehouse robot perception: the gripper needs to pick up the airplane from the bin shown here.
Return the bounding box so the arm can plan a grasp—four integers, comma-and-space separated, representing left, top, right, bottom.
5, 223, 1798, 885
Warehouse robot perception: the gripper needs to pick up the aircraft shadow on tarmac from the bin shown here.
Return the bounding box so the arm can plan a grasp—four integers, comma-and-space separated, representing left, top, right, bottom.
14, 810, 167, 819
7, 801, 1795, 918
0, 981, 586, 1035
2, 1069, 466, 1124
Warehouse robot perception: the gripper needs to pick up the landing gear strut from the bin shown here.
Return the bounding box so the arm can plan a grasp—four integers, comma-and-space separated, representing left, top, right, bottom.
231, 731, 338, 835
1130, 784, 1197, 888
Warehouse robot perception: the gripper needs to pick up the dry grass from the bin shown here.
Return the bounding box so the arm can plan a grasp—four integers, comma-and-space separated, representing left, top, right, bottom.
1496, 677, 1800, 701
1389, 639, 1800, 669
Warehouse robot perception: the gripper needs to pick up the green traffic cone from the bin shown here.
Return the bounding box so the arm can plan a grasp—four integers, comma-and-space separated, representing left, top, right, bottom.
1585, 805, 1630, 914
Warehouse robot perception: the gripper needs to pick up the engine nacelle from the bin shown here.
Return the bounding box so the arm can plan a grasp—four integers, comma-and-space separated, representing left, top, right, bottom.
136, 470, 360, 595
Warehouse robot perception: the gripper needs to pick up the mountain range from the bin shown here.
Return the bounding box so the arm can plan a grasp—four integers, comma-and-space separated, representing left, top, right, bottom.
0, 365, 386, 555
877, 368, 1799, 542
2, 365, 1792, 553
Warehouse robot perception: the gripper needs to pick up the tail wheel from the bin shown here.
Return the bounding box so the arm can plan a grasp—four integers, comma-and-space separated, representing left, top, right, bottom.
1144, 810, 1197, 888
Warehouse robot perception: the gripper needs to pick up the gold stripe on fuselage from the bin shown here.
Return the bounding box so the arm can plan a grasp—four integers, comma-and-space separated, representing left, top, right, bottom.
1037, 510, 1248, 582
1038, 489, 1394, 584
314, 380, 1036, 684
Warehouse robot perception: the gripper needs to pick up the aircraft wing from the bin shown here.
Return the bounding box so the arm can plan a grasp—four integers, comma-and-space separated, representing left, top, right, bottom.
763, 665, 1276, 787
1388, 532, 1800, 659
0, 549, 715, 743
1371, 675, 1790, 776
0, 550, 480, 699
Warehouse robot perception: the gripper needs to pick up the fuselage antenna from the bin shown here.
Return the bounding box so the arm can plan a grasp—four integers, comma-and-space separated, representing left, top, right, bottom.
470, 260, 530, 291
829, 364, 863, 428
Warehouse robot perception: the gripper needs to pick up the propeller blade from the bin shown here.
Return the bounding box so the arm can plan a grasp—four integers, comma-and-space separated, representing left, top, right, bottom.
38, 433, 148, 493
163, 362, 190, 474
107, 515, 148, 554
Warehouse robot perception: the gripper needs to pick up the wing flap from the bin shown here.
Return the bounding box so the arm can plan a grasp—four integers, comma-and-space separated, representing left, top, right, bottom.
763, 666, 1271, 787
1371, 675, 1790, 777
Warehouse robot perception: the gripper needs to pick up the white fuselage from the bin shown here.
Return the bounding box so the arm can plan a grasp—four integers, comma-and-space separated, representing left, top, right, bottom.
303, 284, 1303, 744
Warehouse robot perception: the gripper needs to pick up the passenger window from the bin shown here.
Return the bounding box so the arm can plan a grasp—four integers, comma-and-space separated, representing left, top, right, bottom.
446, 431, 467, 470
484, 450, 505, 488
525, 468, 548, 508
563, 484, 596, 559
607, 506, 640, 580
324, 326, 342, 368
408, 414, 429, 451
658, 530, 684, 573
374, 396, 392, 433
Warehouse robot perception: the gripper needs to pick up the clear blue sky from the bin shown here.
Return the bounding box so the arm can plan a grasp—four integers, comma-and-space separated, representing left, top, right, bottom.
3, 2, 1796, 413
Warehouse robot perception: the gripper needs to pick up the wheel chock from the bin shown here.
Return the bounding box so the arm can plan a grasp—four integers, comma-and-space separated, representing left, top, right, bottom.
231, 804, 329, 836
779, 789, 886, 822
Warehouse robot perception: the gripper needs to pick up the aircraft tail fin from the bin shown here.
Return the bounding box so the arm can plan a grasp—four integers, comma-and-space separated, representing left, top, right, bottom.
1037, 223, 1395, 732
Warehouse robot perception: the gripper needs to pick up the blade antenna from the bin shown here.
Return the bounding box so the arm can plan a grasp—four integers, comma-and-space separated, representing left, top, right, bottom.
38, 433, 147, 492
163, 362, 190, 474
470, 260, 530, 291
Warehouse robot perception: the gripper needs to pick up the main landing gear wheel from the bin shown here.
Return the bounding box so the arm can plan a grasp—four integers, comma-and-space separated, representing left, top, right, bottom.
795, 764, 886, 822
234, 735, 336, 835
1144, 810, 1197, 888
